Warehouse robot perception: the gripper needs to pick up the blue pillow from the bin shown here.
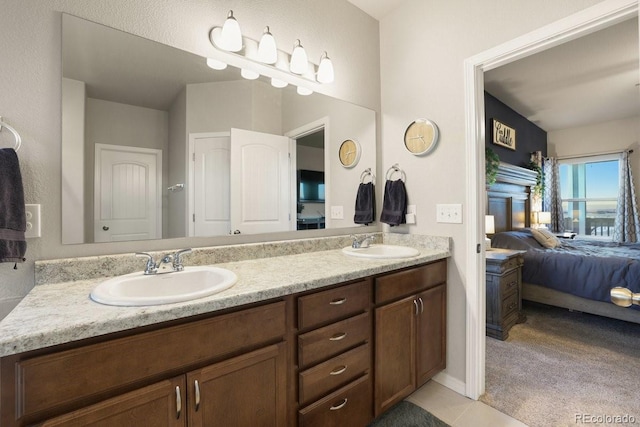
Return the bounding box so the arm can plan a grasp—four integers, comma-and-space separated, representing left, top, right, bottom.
491, 229, 545, 251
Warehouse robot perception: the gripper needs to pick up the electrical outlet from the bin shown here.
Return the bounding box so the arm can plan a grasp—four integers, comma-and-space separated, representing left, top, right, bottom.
436, 203, 463, 224
407, 205, 417, 215
25, 204, 41, 238
330, 206, 344, 219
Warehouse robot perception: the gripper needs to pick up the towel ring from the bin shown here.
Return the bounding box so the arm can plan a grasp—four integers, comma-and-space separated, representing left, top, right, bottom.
385, 164, 406, 182
0, 120, 22, 151
360, 168, 375, 184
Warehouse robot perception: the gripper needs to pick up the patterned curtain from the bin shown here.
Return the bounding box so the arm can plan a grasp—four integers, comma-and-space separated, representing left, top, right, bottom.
543, 157, 564, 233
613, 151, 640, 242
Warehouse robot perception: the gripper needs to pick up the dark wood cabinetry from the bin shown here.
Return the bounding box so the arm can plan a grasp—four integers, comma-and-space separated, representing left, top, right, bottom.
486, 250, 525, 340
373, 261, 447, 416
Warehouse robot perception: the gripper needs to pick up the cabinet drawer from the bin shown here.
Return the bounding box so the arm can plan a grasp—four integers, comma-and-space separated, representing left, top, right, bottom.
15, 301, 286, 420
298, 374, 372, 427
375, 260, 446, 304
298, 280, 370, 330
299, 343, 370, 406
502, 290, 519, 317
499, 270, 519, 296
298, 312, 370, 369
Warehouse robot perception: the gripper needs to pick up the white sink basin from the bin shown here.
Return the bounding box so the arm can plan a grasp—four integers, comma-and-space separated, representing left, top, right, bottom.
342, 244, 420, 259
90, 266, 237, 306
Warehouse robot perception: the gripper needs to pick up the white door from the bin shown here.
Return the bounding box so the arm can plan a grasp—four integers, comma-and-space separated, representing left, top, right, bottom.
230, 128, 292, 234
193, 135, 231, 236
94, 144, 162, 242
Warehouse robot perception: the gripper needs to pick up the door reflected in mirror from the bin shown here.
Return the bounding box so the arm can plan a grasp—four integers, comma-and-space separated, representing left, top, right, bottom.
61, 14, 376, 244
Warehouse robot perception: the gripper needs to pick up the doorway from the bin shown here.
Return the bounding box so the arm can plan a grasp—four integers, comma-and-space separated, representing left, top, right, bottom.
295, 129, 326, 230
464, 0, 639, 399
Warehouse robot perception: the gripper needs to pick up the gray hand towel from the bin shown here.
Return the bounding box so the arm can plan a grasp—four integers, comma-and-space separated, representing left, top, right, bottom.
380, 179, 407, 227
0, 148, 26, 263
354, 182, 375, 225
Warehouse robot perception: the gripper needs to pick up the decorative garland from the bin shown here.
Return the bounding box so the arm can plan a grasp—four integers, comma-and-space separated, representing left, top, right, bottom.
486, 147, 500, 186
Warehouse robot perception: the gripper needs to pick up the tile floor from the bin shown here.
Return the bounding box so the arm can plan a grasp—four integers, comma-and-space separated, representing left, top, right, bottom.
406, 381, 528, 427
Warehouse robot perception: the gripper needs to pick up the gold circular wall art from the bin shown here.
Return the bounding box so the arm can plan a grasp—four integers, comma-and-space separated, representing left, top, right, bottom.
404, 118, 439, 155
338, 139, 361, 168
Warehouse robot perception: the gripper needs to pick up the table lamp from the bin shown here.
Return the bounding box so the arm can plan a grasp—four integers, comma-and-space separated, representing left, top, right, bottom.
485, 215, 495, 250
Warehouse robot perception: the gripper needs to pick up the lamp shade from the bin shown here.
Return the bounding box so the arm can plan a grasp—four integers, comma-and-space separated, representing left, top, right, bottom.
538, 211, 551, 224
316, 52, 334, 83
290, 39, 308, 74
206, 57, 227, 70
219, 10, 243, 52
485, 215, 495, 234
257, 26, 278, 64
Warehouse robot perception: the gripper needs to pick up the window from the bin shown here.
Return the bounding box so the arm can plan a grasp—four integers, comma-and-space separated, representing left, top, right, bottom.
559, 154, 619, 238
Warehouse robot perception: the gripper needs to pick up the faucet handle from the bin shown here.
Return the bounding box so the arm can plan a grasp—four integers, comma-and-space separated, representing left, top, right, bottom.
173, 248, 192, 271
135, 252, 157, 275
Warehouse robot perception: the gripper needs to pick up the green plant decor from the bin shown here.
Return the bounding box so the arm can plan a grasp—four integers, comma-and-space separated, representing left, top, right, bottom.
486, 147, 500, 186
527, 161, 545, 198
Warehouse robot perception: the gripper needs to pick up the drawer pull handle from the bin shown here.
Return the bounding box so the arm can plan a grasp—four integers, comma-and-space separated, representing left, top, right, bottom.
329, 332, 347, 341
175, 386, 182, 419
508, 302, 517, 310
413, 299, 419, 315
507, 281, 517, 288
330, 297, 347, 305
330, 365, 347, 376
418, 297, 424, 313
330, 398, 348, 411
194, 379, 200, 412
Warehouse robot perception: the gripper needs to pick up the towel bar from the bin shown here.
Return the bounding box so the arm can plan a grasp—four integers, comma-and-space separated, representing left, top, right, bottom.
385, 163, 405, 181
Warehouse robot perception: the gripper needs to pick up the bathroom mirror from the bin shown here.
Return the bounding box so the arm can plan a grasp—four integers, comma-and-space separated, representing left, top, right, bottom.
61, 14, 376, 244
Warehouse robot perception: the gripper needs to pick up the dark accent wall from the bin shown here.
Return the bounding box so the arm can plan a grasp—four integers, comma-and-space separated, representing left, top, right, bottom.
485, 92, 547, 167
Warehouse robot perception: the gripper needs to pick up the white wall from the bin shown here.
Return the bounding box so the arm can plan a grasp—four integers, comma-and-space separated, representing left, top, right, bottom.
0, 0, 380, 319
379, 0, 605, 387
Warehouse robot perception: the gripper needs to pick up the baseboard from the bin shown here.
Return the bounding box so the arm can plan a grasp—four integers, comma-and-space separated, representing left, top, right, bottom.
432, 371, 466, 396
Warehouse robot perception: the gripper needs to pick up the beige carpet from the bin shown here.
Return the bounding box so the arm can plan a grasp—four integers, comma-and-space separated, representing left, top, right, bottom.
482, 302, 640, 427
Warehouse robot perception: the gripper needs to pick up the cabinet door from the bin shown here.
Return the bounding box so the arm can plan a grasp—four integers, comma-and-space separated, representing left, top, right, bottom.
374, 295, 416, 416
41, 377, 186, 427
187, 343, 287, 427
416, 284, 447, 387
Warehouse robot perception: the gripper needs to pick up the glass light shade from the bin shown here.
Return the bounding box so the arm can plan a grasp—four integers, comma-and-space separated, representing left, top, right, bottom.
290, 39, 308, 74
485, 215, 495, 234
257, 26, 278, 64
240, 68, 259, 80
316, 52, 334, 83
219, 10, 243, 52
538, 211, 551, 224
271, 78, 288, 88
206, 57, 227, 70
296, 86, 313, 96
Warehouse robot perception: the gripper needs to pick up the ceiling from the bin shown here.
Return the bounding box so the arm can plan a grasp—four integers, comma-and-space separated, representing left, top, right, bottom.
346, 0, 406, 20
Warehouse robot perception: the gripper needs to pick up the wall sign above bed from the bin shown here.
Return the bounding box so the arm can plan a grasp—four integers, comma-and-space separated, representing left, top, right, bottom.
492, 119, 516, 151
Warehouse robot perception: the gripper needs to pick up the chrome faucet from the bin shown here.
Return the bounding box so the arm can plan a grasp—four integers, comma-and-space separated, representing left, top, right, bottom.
135, 248, 192, 275
350, 234, 376, 249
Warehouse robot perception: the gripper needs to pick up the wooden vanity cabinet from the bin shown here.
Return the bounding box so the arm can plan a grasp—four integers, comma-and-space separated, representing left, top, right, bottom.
373, 260, 447, 416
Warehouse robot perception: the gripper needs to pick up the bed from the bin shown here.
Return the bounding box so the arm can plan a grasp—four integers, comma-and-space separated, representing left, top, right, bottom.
487, 162, 640, 324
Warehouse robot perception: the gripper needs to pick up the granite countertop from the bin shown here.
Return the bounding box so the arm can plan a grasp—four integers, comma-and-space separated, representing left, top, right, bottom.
0, 244, 449, 358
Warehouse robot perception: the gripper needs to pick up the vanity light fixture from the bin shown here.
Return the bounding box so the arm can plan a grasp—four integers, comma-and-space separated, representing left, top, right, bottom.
296, 86, 313, 96
289, 40, 308, 75
257, 26, 278, 64
316, 52, 334, 84
271, 78, 288, 88
241, 68, 260, 80
219, 10, 243, 52
206, 57, 227, 70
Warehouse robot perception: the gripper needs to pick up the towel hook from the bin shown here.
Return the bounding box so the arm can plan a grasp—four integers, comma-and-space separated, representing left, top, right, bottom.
360, 168, 375, 184
0, 119, 22, 151
385, 163, 406, 182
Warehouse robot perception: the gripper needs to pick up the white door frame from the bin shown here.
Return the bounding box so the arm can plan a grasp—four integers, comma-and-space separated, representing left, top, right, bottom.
285, 117, 331, 227
464, 0, 638, 399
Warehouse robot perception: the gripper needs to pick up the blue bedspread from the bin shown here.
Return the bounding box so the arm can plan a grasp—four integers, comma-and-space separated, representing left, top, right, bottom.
491, 230, 640, 304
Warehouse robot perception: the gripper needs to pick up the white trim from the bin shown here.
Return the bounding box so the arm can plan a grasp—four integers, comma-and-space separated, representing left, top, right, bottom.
464, 0, 639, 400
432, 372, 466, 396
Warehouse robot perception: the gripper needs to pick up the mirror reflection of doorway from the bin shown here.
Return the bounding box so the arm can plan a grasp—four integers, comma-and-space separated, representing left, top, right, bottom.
295, 129, 326, 230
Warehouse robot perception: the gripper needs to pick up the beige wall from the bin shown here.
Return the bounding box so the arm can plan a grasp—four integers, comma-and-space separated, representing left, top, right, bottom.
379, 0, 605, 386
0, 0, 380, 318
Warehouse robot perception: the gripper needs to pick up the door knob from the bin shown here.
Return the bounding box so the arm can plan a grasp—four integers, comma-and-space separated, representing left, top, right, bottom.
102, 226, 109, 231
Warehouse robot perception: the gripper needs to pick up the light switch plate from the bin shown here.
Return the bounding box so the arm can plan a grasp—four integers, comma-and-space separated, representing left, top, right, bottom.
330, 206, 344, 219
25, 204, 41, 238
436, 203, 462, 224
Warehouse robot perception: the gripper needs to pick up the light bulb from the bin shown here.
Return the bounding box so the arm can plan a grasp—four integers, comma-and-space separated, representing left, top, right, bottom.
290, 39, 308, 75
316, 52, 334, 83
257, 26, 278, 64
241, 68, 260, 80
271, 78, 288, 88
297, 86, 313, 96
219, 10, 242, 52
206, 57, 227, 70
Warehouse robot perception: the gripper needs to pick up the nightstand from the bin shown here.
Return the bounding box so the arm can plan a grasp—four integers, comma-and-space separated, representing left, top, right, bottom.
485, 249, 526, 340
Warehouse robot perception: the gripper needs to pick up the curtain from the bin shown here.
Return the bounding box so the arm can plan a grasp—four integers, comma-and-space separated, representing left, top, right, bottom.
613, 151, 640, 242
543, 157, 564, 233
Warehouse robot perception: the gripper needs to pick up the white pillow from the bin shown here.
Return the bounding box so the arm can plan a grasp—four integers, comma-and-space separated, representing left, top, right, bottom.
530, 228, 561, 249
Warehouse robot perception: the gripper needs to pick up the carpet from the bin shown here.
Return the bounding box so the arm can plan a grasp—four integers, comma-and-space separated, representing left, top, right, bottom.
482, 302, 640, 427
368, 401, 450, 427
